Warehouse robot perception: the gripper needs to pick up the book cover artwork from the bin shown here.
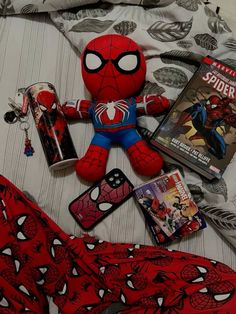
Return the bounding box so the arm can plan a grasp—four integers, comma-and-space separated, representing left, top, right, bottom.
134, 170, 206, 244
151, 57, 236, 180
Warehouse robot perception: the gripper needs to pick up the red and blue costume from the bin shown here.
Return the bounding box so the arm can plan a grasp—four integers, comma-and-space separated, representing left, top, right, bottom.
62, 34, 169, 182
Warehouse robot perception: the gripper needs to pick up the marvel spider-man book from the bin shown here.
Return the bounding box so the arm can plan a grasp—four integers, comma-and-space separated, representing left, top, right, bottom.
134, 170, 206, 244
151, 56, 236, 180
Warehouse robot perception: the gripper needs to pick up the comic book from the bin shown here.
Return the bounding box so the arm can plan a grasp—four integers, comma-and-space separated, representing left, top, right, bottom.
134, 170, 206, 244
151, 56, 236, 180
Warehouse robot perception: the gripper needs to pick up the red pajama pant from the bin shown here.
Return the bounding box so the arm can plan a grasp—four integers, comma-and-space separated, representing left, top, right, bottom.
0, 175, 235, 314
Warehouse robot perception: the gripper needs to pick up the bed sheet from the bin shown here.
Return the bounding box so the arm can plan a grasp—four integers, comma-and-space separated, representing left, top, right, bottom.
0, 6, 235, 314
0, 12, 234, 259
0, 0, 236, 282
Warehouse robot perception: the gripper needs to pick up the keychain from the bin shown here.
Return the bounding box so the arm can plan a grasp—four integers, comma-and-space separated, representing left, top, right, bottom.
4, 92, 34, 157
20, 120, 35, 157
4, 97, 22, 124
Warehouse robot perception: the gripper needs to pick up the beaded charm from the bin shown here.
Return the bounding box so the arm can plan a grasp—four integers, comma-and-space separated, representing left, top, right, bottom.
20, 121, 34, 157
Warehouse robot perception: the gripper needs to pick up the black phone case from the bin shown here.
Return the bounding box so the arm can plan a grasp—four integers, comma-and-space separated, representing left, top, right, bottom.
69, 168, 134, 230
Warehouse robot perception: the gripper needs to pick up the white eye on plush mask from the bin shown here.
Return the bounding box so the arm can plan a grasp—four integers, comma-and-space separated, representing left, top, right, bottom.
117, 54, 139, 72
84, 51, 105, 73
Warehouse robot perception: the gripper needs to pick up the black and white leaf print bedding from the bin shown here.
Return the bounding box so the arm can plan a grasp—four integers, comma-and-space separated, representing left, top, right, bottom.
160, 50, 199, 73
199, 205, 236, 248
153, 67, 189, 89
49, 1, 236, 249
113, 21, 137, 35
224, 38, 236, 51
147, 18, 193, 42
194, 33, 218, 50
176, 0, 202, 11
69, 18, 114, 33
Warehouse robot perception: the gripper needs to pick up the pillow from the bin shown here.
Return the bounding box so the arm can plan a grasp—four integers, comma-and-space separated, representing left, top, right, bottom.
0, 0, 99, 15
0, 0, 176, 15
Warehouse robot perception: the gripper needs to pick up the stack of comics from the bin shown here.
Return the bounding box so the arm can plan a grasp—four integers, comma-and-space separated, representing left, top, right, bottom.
134, 170, 207, 244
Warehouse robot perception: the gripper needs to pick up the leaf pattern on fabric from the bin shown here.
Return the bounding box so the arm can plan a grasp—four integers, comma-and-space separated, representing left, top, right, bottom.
187, 184, 204, 203
153, 67, 188, 89
177, 40, 193, 49
141, 0, 175, 7
147, 18, 193, 42
208, 17, 231, 34
220, 59, 236, 70
141, 0, 161, 5
160, 50, 202, 61
1, 0, 15, 15
21, 4, 39, 14
204, 5, 218, 17
160, 50, 200, 73
61, 5, 113, 20
69, 19, 114, 33
194, 33, 218, 50
0, 2, 4, 15
200, 205, 236, 230
54, 21, 65, 35
202, 178, 228, 201
224, 38, 236, 51
176, 0, 202, 11
204, 6, 232, 34
140, 81, 165, 96
113, 21, 137, 35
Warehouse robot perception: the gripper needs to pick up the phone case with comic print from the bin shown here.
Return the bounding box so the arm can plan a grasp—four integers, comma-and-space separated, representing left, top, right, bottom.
69, 169, 134, 230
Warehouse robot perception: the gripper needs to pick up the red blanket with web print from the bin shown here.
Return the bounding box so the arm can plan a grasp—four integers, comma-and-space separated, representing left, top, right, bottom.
0, 175, 235, 313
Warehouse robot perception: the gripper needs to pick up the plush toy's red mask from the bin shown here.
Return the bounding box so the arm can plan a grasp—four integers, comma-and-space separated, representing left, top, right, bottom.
81, 34, 146, 101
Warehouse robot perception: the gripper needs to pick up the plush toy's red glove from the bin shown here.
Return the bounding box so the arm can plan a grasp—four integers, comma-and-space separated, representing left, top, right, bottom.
61, 99, 91, 120
136, 95, 170, 116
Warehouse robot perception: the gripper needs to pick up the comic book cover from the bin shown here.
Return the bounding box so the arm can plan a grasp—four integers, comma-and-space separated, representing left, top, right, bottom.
151, 56, 236, 180
134, 170, 207, 244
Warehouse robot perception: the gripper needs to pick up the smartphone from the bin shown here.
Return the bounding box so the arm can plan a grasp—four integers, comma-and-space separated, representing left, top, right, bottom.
69, 168, 134, 230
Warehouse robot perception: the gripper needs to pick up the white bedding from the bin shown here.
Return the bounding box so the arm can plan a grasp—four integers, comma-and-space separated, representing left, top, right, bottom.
0, 3, 236, 313
0, 0, 235, 288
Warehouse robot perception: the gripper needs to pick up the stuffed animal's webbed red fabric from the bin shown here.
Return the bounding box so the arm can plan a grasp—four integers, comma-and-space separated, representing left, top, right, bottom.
62, 34, 169, 182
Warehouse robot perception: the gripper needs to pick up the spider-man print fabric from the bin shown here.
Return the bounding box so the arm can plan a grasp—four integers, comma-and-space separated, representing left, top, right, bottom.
0, 175, 235, 314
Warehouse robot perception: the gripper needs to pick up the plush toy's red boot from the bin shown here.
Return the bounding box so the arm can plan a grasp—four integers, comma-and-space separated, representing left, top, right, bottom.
127, 140, 163, 177
75, 144, 109, 182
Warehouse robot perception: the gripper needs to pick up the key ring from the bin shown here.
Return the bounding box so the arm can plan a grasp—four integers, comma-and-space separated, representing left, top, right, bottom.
19, 120, 35, 157
4, 111, 18, 124
19, 120, 30, 132
4, 97, 26, 124
19, 114, 29, 123
4, 89, 34, 157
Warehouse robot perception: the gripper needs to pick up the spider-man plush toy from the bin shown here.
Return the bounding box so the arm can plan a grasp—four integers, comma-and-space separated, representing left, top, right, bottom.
62, 34, 169, 182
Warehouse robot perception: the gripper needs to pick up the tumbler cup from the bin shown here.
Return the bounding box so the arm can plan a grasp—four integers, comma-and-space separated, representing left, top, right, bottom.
25, 82, 78, 170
